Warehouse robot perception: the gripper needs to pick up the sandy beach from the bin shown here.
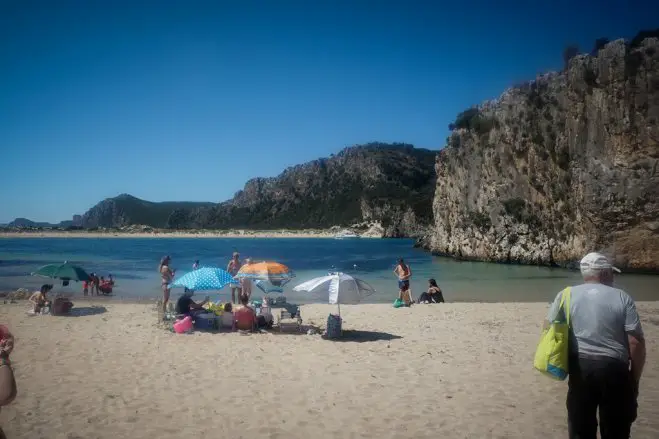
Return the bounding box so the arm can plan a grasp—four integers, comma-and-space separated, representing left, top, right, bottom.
0, 300, 657, 439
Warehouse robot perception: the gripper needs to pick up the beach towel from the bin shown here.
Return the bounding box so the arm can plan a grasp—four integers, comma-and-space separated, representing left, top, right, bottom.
534, 287, 571, 380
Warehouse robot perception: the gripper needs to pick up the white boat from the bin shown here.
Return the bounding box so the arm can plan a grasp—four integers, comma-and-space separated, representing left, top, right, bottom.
334, 230, 360, 239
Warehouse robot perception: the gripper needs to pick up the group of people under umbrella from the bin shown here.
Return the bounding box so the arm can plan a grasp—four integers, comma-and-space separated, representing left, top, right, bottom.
28, 261, 89, 315
28, 258, 381, 336
161, 256, 378, 335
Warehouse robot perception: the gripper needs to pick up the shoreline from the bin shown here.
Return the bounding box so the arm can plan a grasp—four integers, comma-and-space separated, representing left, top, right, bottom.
0, 230, 381, 239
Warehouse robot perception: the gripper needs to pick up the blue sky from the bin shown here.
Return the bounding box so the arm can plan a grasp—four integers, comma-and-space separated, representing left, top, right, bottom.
1, 0, 657, 223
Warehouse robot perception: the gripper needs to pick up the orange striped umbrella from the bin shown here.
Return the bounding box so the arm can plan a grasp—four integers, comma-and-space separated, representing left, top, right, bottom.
235, 261, 294, 282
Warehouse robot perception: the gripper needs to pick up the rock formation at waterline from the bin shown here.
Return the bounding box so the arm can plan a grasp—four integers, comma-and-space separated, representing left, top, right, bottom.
428, 36, 659, 271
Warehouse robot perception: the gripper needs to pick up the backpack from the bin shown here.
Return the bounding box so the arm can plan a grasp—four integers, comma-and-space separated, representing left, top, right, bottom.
534, 287, 571, 380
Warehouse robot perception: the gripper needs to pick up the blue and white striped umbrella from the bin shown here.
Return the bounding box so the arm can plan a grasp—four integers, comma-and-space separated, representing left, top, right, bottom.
170, 267, 238, 291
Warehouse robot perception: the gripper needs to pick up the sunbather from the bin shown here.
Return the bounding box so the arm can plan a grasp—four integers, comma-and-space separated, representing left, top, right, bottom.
176, 290, 208, 316
418, 279, 445, 304
29, 284, 52, 314
234, 294, 257, 331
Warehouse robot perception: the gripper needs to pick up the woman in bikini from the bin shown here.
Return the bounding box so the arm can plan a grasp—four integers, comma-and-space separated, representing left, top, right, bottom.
159, 256, 175, 314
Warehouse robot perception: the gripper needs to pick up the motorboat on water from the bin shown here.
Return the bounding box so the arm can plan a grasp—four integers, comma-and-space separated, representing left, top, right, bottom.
334, 230, 360, 239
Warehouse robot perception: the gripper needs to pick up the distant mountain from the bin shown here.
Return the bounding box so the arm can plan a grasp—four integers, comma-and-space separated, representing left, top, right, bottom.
80, 194, 215, 228
7, 218, 59, 228
167, 143, 437, 236
5, 217, 79, 229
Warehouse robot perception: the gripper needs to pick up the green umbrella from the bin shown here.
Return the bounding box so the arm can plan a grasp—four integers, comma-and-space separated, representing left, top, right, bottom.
32, 261, 91, 282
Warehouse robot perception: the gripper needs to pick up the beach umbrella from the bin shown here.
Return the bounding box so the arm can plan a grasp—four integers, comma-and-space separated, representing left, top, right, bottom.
235, 261, 295, 283
32, 261, 91, 282
170, 267, 238, 291
254, 279, 290, 294
293, 272, 376, 314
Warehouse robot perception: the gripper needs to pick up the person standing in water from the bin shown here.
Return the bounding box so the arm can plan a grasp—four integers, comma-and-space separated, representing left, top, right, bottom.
192, 260, 200, 270
227, 252, 242, 304
159, 256, 175, 314
393, 258, 413, 303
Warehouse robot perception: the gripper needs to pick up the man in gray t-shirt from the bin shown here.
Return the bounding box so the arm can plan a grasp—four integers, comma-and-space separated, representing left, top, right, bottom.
545, 252, 646, 439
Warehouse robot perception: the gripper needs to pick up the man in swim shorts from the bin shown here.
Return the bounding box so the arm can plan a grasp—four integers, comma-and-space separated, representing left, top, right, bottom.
393, 258, 412, 302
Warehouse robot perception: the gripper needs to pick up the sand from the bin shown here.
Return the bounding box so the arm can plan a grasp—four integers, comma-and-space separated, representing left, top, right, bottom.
1, 300, 658, 439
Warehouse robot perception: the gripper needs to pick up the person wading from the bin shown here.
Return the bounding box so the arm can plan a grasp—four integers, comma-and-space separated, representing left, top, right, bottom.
545, 252, 646, 439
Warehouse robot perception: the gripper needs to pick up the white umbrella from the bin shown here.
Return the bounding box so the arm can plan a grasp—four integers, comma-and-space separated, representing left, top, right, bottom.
293, 272, 376, 314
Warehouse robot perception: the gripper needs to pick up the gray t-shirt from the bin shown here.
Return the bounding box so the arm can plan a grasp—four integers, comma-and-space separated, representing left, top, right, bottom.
547, 283, 643, 363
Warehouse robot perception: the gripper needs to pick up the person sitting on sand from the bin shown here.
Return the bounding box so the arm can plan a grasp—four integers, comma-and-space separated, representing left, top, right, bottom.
219, 303, 235, 330
234, 294, 257, 331
176, 290, 209, 316
29, 284, 52, 314
418, 279, 445, 304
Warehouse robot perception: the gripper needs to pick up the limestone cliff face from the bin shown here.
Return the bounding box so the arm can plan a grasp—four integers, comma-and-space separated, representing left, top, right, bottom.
429, 38, 659, 271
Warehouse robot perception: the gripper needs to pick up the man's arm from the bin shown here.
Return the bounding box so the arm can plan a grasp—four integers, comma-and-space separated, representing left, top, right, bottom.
629, 334, 646, 392
624, 296, 646, 391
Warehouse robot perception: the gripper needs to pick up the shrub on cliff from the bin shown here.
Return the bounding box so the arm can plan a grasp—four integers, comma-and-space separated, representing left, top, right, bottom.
448, 107, 497, 135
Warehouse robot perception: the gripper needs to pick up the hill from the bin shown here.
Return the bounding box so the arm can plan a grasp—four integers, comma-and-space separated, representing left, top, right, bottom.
7, 218, 59, 228
167, 143, 437, 236
80, 195, 215, 229
77, 143, 437, 236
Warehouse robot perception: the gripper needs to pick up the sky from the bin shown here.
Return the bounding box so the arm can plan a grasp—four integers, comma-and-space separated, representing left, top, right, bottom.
1, 0, 657, 223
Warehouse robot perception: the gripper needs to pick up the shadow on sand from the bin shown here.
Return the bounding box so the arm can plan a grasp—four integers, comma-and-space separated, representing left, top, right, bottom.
324, 330, 402, 343
60, 306, 108, 317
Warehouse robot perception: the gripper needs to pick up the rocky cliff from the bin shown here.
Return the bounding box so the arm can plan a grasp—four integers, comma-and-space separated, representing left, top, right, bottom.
167, 143, 436, 236
428, 35, 659, 272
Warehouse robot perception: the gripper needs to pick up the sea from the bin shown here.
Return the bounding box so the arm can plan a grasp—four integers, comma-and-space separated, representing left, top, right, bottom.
0, 237, 657, 304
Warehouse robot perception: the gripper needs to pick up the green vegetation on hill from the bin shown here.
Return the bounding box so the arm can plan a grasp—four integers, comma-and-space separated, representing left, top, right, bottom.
81, 194, 214, 228
165, 143, 436, 233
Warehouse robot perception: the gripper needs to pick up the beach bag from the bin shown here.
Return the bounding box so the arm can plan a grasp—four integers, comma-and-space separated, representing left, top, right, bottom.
393, 298, 404, 308
534, 287, 571, 380
326, 314, 342, 339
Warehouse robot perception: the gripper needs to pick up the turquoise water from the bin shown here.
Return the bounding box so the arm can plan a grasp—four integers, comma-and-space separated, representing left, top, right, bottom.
0, 238, 657, 303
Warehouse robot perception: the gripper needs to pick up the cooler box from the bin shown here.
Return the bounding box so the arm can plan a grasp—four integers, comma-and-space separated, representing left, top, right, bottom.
194, 313, 217, 330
